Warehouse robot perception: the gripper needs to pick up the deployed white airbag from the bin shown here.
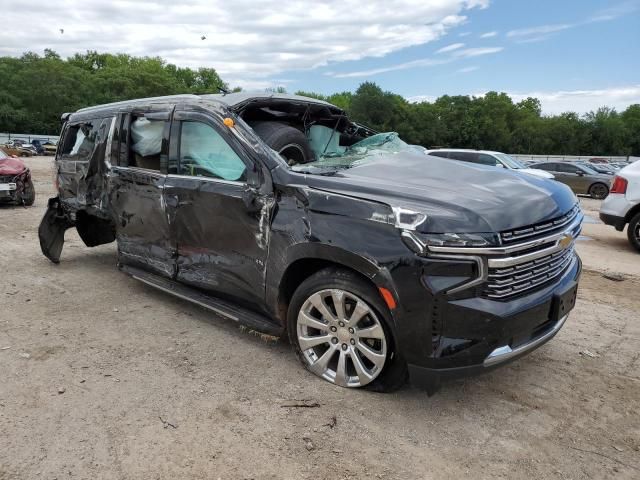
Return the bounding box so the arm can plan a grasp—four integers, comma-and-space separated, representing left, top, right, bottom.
131, 118, 164, 157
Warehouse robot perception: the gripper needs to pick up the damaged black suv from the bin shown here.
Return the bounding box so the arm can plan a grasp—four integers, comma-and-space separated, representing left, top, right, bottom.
39, 93, 582, 393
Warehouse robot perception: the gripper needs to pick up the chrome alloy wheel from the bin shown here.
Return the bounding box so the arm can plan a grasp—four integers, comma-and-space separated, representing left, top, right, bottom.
296, 289, 387, 387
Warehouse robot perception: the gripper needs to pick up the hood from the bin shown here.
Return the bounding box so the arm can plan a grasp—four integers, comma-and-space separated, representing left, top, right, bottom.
303, 152, 577, 233
520, 167, 554, 179
0, 156, 28, 176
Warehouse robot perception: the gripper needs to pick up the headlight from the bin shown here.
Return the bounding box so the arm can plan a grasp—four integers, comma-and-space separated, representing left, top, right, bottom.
401, 230, 499, 255
420, 232, 499, 247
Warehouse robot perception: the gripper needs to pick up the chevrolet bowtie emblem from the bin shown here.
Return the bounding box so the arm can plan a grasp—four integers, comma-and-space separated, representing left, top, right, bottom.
559, 234, 573, 249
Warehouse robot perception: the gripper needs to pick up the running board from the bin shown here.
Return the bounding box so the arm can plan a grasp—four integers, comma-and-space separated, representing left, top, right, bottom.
120, 265, 284, 337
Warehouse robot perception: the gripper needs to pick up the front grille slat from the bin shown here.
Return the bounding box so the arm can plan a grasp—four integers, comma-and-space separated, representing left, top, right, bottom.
500, 205, 580, 244
483, 247, 575, 300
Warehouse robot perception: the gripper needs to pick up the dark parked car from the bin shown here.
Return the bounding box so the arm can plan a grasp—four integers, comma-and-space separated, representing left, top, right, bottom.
39, 93, 582, 393
0, 147, 35, 205
531, 162, 612, 199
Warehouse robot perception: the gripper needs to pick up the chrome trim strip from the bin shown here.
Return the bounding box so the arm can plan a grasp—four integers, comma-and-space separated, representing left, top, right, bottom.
487, 240, 574, 269
484, 314, 568, 367
428, 214, 583, 255
166, 174, 244, 186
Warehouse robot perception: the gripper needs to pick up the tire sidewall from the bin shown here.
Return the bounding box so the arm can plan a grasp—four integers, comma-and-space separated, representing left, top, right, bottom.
628, 213, 640, 253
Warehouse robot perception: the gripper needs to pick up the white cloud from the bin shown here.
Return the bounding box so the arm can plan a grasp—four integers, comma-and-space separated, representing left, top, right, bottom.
436, 42, 466, 54
450, 46, 503, 57
507, 24, 573, 38
408, 85, 640, 114
458, 31, 472, 37
331, 58, 450, 78
457, 66, 479, 73
332, 44, 502, 78
507, 85, 640, 114
0, 0, 489, 87
479, 31, 497, 38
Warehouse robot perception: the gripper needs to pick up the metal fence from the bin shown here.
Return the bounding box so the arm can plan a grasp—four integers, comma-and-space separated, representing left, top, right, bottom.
1, 132, 60, 144
510, 154, 638, 164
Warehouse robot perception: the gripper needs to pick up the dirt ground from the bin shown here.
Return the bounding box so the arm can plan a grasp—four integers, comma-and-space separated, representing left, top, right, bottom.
1, 157, 639, 480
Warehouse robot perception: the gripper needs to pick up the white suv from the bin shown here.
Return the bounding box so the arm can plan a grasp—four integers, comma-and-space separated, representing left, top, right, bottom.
425, 149, 555, 179
600, 161, 640, 252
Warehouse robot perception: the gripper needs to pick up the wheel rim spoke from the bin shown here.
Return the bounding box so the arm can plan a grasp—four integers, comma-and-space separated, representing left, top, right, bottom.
356, 323, 384, 340
356, 341, 385, 368
334, 351, 348, 386
310, 346, 335, 374
299, 334, 332, 350
351, 350, 373, 383
348, 301, 370, 325
331, 290, 346, 321
308, 293, 336, 323
298, 311, 329, 332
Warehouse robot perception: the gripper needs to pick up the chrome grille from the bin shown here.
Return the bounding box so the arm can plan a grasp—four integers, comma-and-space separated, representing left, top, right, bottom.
501, 205, 580, 244
483, 245, 576, 299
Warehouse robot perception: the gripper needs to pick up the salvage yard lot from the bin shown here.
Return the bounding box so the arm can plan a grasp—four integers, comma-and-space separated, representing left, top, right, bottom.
1, 157, 639, 479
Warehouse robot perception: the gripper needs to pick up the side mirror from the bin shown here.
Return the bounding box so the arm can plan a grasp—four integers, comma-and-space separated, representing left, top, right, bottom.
576, 171, 584, 176
496, 163, 505, 168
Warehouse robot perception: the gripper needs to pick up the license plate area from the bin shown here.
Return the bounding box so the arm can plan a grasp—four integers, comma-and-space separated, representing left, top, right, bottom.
551, 282, 578, 321
0, 183, 17, 191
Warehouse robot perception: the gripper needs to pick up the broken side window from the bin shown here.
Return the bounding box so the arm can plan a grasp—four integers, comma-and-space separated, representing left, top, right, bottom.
178, 121, 246, 182
128, 116, 166, 171
60, 123, 97, 161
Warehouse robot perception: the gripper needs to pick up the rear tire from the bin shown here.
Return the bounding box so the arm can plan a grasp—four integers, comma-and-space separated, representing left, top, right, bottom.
250, 121, 314, 165
589, 182, 609, 199
20, 179, 35, 206
627, 213, 640, 253
287, 267, 407, 392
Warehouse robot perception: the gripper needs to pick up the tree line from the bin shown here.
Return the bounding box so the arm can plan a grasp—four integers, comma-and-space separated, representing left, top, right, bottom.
1, 51, 638, 156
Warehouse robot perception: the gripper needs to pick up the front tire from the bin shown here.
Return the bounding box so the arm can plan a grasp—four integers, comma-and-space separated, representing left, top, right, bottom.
589, 182, 609, 199
627, 213, 640, 253
287, 267, 407, 392
20, 179, 35, 206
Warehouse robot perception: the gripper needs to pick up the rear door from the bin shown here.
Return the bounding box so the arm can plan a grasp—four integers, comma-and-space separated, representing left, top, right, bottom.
555, 163, 588, 193
164, 107, 271, 308
108, 107, 177, 278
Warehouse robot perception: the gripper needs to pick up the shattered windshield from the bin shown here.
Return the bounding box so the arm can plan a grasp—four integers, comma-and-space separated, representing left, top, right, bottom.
291, 132, 416, 174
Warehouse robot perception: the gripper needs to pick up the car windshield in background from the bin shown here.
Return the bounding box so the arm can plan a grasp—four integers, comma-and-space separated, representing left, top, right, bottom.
496, 153, 526, 169
576, 163, 599, 175
291, 132, 416, 174
0, 149, 7, 159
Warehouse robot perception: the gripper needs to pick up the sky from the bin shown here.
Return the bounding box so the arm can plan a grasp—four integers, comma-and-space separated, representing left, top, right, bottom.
1, 0, 639, 114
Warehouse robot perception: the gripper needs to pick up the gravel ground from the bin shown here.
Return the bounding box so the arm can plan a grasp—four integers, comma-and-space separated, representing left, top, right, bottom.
1, 157, 639, 479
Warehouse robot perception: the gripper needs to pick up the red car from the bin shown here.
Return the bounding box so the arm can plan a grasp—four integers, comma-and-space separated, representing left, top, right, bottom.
0, 148, 35, 205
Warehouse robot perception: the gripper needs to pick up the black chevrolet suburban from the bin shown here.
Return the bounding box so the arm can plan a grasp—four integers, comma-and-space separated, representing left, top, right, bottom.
39, 93, 582, 393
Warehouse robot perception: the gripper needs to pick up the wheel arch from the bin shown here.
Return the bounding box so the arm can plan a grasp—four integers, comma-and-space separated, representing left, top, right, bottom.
270, 243, 397, 327
624, 203, 640, 223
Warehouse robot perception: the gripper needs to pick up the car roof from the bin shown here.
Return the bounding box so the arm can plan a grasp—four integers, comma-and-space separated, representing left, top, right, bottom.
70, 92, 340, 120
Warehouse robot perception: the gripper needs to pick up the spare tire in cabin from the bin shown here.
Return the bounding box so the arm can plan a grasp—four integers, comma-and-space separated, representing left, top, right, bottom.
250, 121, 314, 165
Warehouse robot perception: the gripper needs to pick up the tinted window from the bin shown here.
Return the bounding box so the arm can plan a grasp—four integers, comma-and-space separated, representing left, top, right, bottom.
557, 163, 581, 174
477, 153, 498, 166
429, 151, 449, 158
534, 163, 556, 171
179, 121, 246, 181
449, 152, 478, 163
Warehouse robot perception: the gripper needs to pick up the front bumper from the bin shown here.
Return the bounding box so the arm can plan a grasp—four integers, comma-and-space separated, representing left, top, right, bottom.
391, 250, 581, 395
0, 182, 18, 202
